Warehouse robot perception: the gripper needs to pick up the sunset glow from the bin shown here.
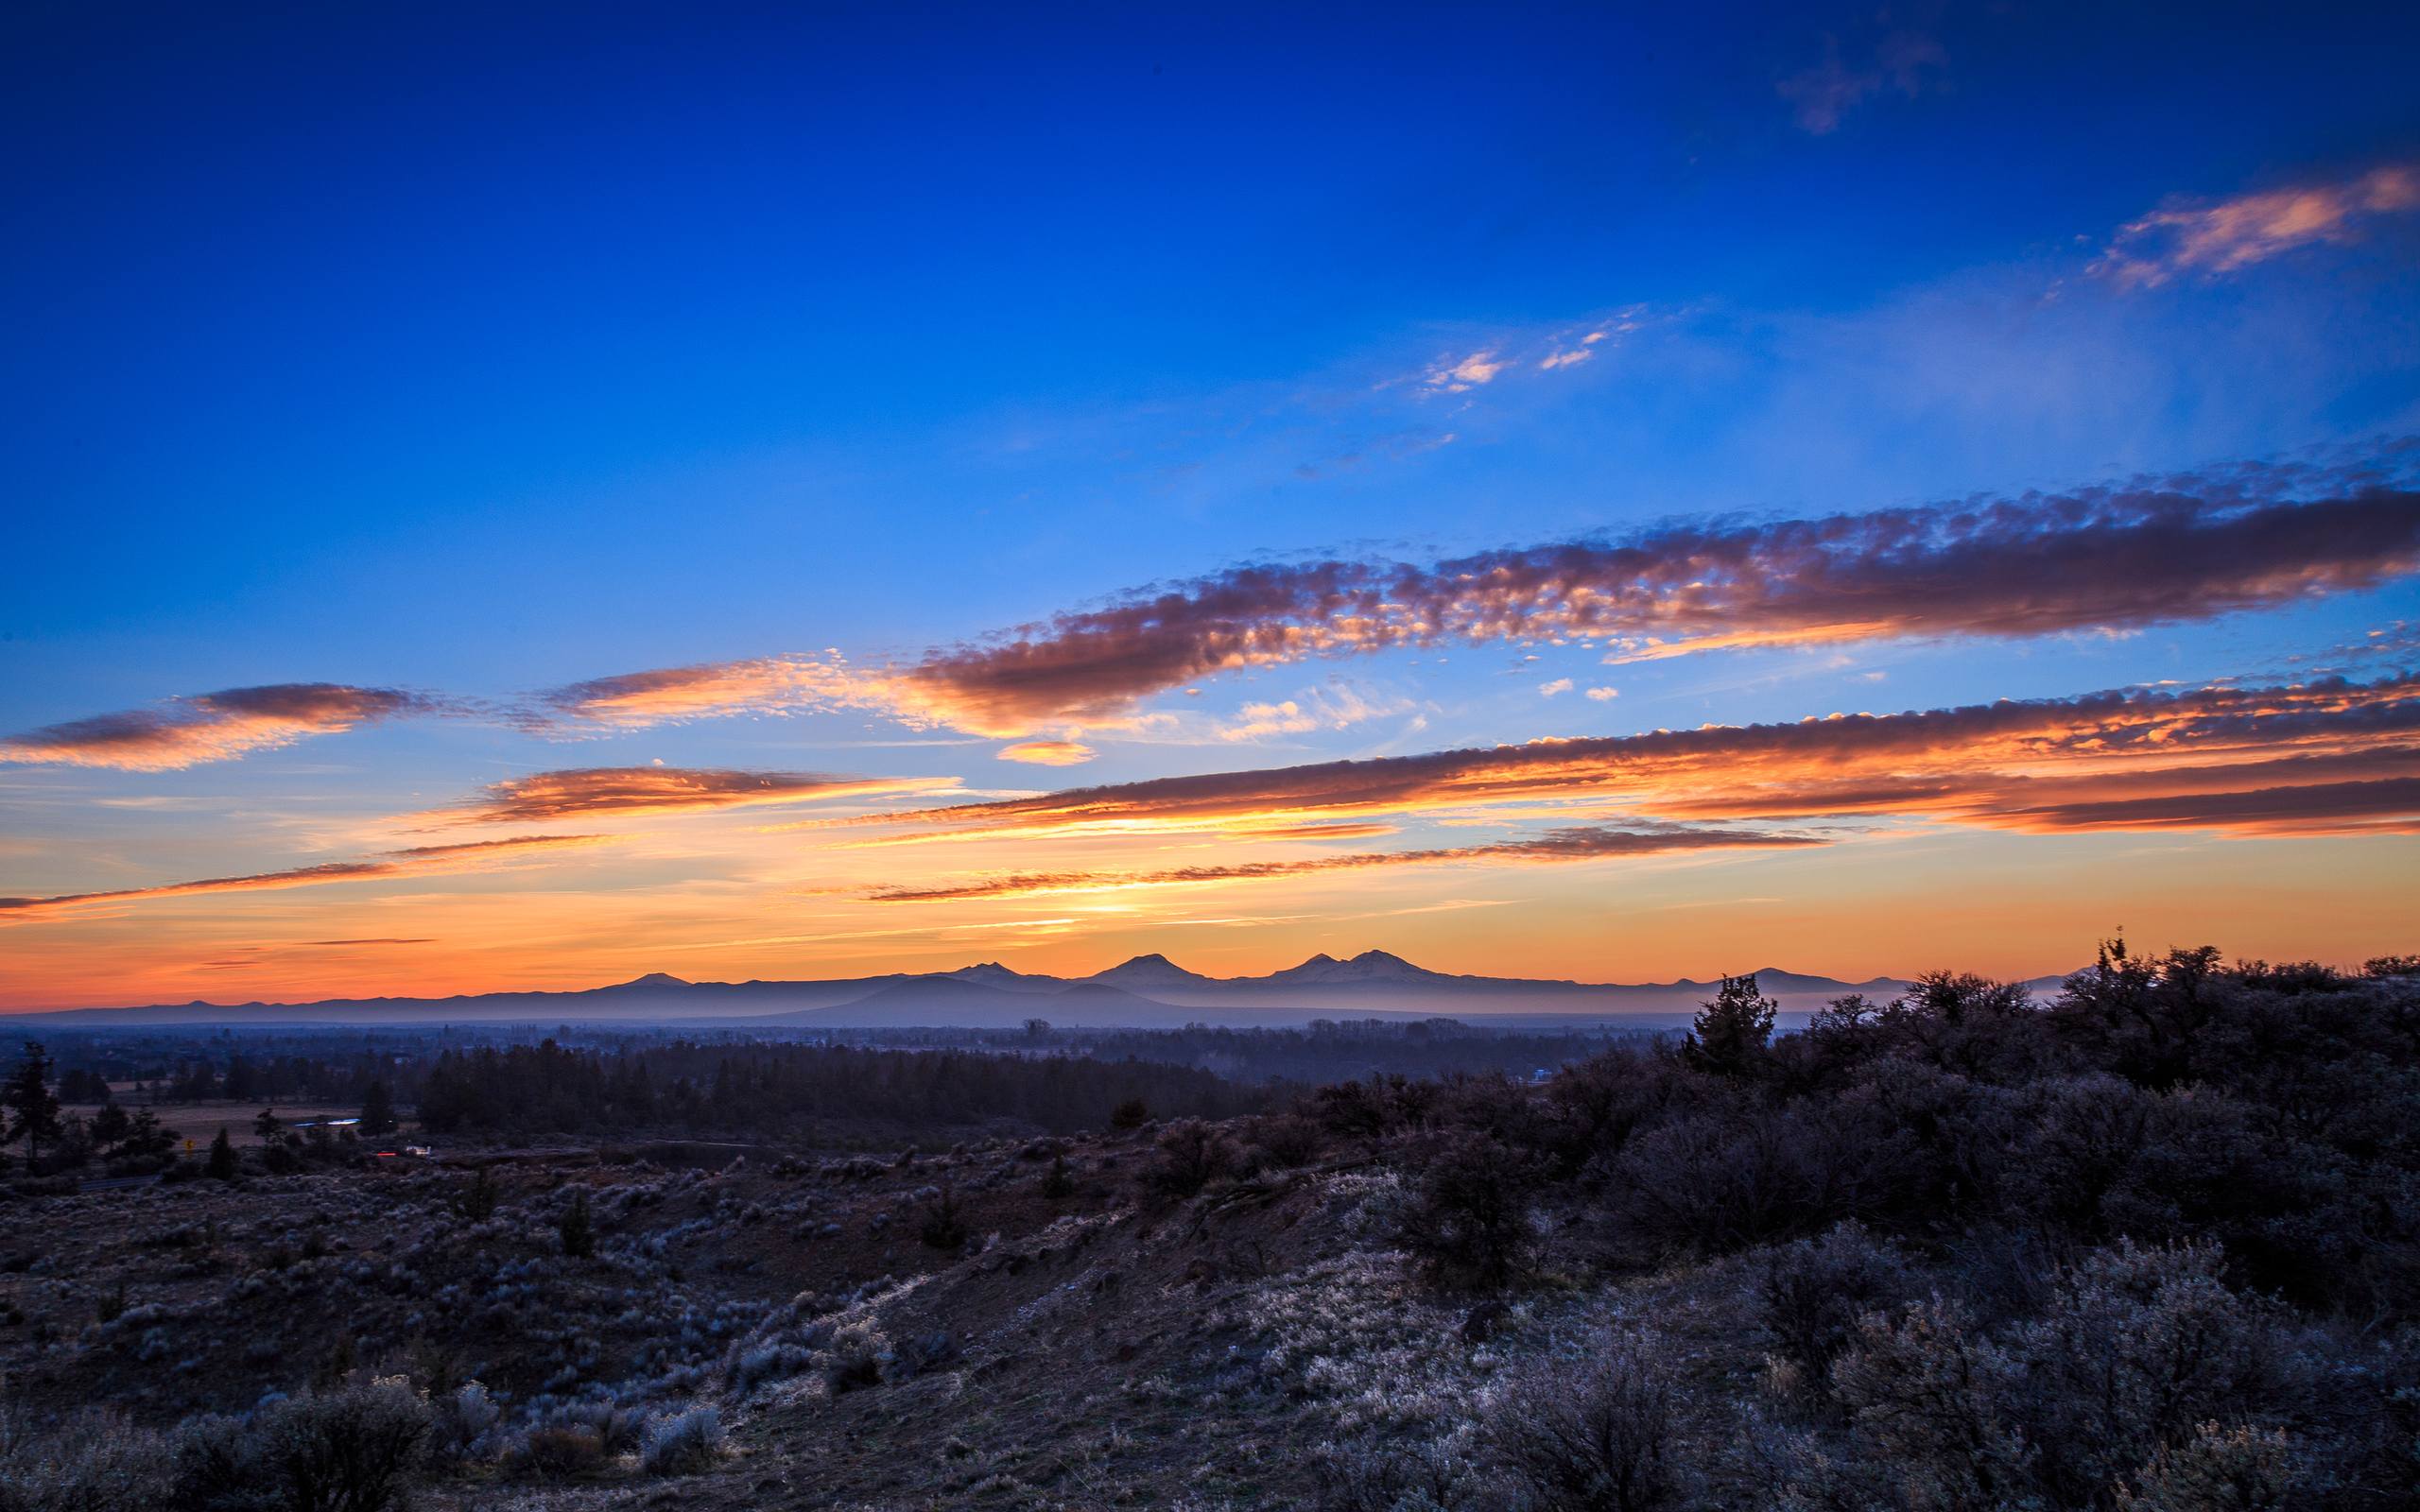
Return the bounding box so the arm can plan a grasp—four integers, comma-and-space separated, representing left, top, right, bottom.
4, 8, 2416, 1011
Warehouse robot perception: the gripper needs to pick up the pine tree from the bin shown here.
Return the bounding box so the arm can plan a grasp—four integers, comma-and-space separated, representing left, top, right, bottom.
1684, 973, 1778, 1078
1041, 1152, 1075, 1199
359, 1079, 398, 1136
4, 1041, 62, 1167
253, 1108, 284, 1142
559, 1187, 595, 1258
205, 1125, 239, 1180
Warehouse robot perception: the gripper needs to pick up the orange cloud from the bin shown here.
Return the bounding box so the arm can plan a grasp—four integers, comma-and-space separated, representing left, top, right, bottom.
838, 672, 2420, 844
996, 740, 1097, 766
0, 684, 437, 771
0, 833, 613, 921
435, 765, 959, 824
533, 655, 894, 728
2098, 163, 2420, 288
861, 823, 1820, 902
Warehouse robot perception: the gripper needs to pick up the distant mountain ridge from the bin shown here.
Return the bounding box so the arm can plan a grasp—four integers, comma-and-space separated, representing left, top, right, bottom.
5, 949, 2078, 1029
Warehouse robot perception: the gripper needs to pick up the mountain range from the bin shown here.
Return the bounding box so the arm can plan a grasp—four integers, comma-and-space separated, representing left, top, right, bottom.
6, 949, 2075, 1030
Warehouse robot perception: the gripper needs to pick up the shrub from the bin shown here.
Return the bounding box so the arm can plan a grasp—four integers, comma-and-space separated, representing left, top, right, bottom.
504, 1424, 606, 1480
1398, 1130, 1545, 1291
1142, 1120, 1237, 1197
1109, 1098, 1150, 1131
0, 1407, 173, 1512
728, 1342, 814, 1394
1831, 1297, 2033, 1512
423, 1382, 500, 1468
2115, 1422, 2304, 1512
1609, 1105, 1864, 1258
1541, 1047, 1694, 1168
551, 1401, 649, 1459
1039, 1152, 1075, 1198
1755, 1222, 1914, 1400
1486, 1330, 1692, 1511
170, 1375, 431, 1512
639, 1406, 723, 1476
1243, 1112, 1326, 1171
821, 1319, 887, 1395
2010, 1240, 2304, 1508
1311, 1435, 1471, 1511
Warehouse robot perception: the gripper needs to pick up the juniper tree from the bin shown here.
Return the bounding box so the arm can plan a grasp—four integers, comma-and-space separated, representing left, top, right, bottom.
359, 1079, 398, 1136
206, 1125, 239, 1180
559, 1187, 596, 1258
1684, 974, 1777, 1078
4, 1040, 62, 1166
459, 1164, 500, 1221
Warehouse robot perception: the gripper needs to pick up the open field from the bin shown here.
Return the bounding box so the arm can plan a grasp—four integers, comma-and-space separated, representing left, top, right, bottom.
62, 1103, 384, 1151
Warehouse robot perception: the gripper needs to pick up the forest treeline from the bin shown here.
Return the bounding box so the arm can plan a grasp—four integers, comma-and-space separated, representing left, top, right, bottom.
12, 1017, 1630, 1158
410, 1039, 1270, 1138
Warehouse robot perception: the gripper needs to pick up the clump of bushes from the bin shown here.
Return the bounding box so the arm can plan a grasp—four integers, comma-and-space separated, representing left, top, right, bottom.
0, 1407, 174, 1512
171, 1375, 430, 1512
423, 1382, 501, 1467
820, 1318, 888, 1395
1141, 1120, 1237, 1197
1397, 1130, 1545, 1291
639, 1405, 723, 1476
1486, 1330, 1694, 1511
1754, 1221, 1914, 1401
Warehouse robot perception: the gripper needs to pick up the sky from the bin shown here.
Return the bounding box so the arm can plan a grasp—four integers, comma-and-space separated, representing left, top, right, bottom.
3, 1, 2418, 1009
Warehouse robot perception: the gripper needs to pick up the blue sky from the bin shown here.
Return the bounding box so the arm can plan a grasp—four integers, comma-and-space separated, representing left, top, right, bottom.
3, 2, 2417, 1005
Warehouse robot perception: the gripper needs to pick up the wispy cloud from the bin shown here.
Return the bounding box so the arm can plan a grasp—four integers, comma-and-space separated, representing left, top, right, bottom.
533, 655, 891, 729
1424, 351, 1508, 393
1778, 30, 1947, 134
2096, 163, 2420, 289
860, 823, 1819, 902
995, 740, 1097, 766
1412, 315, 1637, 397
432, 766, 959, 825
1219, 684, 1413, 743
0, 833, 612, 920
0, 684, 438, 771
